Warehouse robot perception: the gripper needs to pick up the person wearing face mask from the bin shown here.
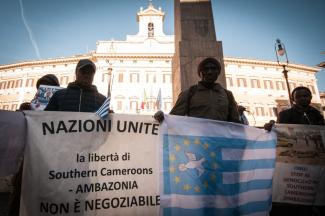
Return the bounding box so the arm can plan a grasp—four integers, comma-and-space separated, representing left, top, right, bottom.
45, 59, 106, 112
154, 57, 240, 123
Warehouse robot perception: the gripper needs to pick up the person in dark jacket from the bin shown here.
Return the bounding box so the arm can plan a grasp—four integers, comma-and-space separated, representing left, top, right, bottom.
277, 86, 324, 125
264, 86, 324, 130
154, 57, 240, 123
265, 87, 324, 216
45, 59, 106, 112
9, 74, 60, 216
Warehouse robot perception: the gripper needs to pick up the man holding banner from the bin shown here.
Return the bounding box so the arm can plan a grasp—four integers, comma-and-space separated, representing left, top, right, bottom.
154, 57, 240, 123
269, 86, 325, 216
45, 59, 106, 112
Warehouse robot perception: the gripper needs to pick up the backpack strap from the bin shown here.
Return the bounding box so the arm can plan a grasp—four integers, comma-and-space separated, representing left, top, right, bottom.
185, 85, 198, 116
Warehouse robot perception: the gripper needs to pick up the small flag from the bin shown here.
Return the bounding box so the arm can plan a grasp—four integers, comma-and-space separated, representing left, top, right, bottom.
140, 88, 147, 110
156, 88, 162, 110
95, 97, 110, 119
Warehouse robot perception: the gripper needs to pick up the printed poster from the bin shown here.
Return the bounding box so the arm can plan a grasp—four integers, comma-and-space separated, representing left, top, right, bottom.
30, 85, 63, 110
272, 124, 325, 206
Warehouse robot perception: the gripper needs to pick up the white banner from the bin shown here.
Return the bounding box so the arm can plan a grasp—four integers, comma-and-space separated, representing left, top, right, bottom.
19, 112, 325, 215
272, 124, 325, 206
21, 112, 160, 216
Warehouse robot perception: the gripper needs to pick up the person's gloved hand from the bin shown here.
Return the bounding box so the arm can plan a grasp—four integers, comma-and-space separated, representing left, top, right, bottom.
154, 111, 164, 123
264, 120, 275, 132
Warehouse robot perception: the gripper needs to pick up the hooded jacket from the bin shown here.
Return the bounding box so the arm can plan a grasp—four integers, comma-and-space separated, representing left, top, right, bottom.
45, 81, 106, 112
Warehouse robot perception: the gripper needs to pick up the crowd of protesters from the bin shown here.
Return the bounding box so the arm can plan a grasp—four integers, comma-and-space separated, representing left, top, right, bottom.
5, 57, 325, 215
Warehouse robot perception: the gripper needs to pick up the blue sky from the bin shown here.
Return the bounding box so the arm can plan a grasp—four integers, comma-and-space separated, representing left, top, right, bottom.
1, 0, 324, 91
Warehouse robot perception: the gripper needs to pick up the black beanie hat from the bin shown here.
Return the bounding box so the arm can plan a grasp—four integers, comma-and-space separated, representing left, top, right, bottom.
36, 74, 60, 89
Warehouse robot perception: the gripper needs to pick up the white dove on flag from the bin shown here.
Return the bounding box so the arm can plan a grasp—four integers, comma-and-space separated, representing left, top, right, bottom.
178, 152, 206, 177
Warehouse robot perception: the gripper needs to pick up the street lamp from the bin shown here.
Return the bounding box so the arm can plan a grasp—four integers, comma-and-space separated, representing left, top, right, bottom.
275, 38, 293, 107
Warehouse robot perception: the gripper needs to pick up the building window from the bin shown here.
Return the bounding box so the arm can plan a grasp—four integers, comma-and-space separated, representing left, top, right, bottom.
133, 60, 137, 64
11, 104, 18, 111
3, 105, 9, 110
117, 101, 123, 110
7, 80, 15, 89
163, 74, 171, 83
226, 77, 233, 87
255, 107, 265, 116
237, 78, 247, 87
264, 80, 273, 89
146, 73, 156, 83
268, 107, 277, 117
15, 79, 22, 88
251, 79, 260, 88
276, 81, 285, 90
130, 73, 139, 83
60, 76, 69, 85
26, 78, 34, 87
0, 81, 6, 89
118, 73, 124, 83
130, 101, 138, 111
148, 22, 154, 37
289, 82, 296, 91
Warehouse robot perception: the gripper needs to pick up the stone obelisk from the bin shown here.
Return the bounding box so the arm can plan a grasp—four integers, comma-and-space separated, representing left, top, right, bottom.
172, 0, 226, 102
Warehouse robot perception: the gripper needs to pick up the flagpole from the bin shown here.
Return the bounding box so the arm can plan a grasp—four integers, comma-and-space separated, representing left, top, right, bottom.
107, 67, 113, 97
156, 88, 162, 111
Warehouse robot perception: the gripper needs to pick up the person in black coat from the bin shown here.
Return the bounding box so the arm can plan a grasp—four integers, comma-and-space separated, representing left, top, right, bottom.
265, 87, 324, 216
45, 59, 106, 112
264, 86, 324, 130
277, 86, 324, 125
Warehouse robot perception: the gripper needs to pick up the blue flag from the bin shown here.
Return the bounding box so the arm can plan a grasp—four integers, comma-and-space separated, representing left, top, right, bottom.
95, 97, 110, 119
160, 115, 277, 216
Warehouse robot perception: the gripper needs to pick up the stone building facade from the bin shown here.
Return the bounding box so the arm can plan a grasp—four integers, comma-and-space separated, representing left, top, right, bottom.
0, 4, 321, 126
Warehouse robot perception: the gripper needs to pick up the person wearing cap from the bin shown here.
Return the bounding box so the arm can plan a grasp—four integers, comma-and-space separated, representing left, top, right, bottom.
154, 57, 240, 123
45, 59, 106, 112
238, 105, 249, 125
